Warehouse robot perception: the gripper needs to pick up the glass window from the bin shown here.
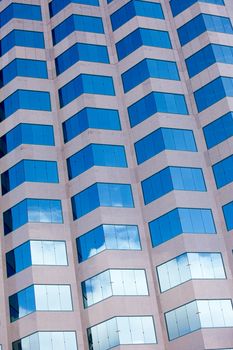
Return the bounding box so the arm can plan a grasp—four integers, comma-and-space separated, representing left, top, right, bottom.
9, 285, 72, 322
67, 144, 127, 179
71, 183, 134, 219
157, 252, 226, 292
170, 0, 224, 17
59, 74, 115, 108
194, 76, 233, 112
165, 299, 233, 340
1, 160, 59, 194
87, 316, 157, 349
178, 13, 233, 47
116, 27, 171, 61
122, 58, 180, 92
128, 91, 188, 127
0, 58, 47, 87
3, 198, 63, 235
13, 331, 77, 350
0, 123, 54, 158
0, 30, 45, 57
49, 0, 99, 17
0, 3, 42, 28
203, 112, 233, 149
82, 269, 148, 307
0, 90, 51, 121
142, 166, 206, 204
222, 201, 233, 231
149, 207, 216, 247
6, 240, 68, 277
55, 43, 109, 75
52, 14, 104, 45
110, 0, 164, 31
63, 107, 121, 143
77, 224, 141, 262
212, 155, 233, 189
135, 127, 197, 164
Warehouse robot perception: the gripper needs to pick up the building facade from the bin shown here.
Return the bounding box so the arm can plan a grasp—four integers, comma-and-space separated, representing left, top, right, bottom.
0, 0, 233, 349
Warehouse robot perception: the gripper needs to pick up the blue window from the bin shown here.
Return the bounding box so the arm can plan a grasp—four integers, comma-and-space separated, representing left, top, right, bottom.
6, 240, 67, 277
3, 199, 63, 235
0, 3, 42, 28
186, 44, 233, 78
9, 284, 72, 322
142, 166, 206, 204
59, 74, 115, 108
0, 124, 55, 158
178, 14, 233, 46
0, 58, 47, 87
135, 127, 197, 164
149, 207, 216, 247
223, 201, 233, 231
63, 107, 121, 143
55, 43, 109, 75
194, 77, 233, 112
71, 183, 134, 219
170, 0, 224, 17
212, 155, 233, 189
128, 91, 188, 127
110, 0, 164, 31
52, 14, 104, 45
49, 0, 99, 17
116, 27, 171, 61
122, 58, 180, 92
0, 30, 45, 57
203, 112, 233, 149
0, 90, 51, 121
67, 144, 127, 179
1, 160, 59, 195
77, 224, 141, 262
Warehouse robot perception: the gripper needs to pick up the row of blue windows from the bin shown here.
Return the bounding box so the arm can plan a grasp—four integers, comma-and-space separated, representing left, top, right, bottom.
116, 27, 172, 61
49, 0, 99, 17
135, 127, 197, 164
0, 3, 42, 28
186, 43, 233, 78
170, 0, 224, 17
0, 124, 55, 159
122, 58, 180, 93
194, 76, 233, 112
77, 224, 141, 262
3, 199, 63, 235
0, 90, 51, 121
59, 74, 115, 108
128, 91, 188, 127
1, 160, 59, 195
203, 112, 233, 149
0, 30, 45, 57
0, 58, 47, 87
52, 14, 104, 45
67, 144, 127, 179
55, 43, 109, 75
178, 14, 233, 46
71, 183, 134, 219
149, 207, 216, 247
110, 0, 164, 31
213, 155, 233, 189
62, 108, 121, 143
142, 166, 206, 205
